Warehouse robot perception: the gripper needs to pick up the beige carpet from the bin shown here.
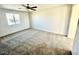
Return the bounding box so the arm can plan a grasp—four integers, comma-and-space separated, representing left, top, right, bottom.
0, 29, 72, 55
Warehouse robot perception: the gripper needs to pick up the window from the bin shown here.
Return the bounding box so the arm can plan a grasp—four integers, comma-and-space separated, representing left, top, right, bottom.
6, 13, 20, 25
6, 13, 15, 25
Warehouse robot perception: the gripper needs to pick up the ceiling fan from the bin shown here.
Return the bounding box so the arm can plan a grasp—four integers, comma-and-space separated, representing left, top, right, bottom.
22, 4, 37, 11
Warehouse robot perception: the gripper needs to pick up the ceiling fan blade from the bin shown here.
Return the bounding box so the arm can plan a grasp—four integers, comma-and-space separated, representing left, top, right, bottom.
22, 4, 27, 7
31, 6, 37, 8
22, 4, 30, 9
30, 8, 36, 11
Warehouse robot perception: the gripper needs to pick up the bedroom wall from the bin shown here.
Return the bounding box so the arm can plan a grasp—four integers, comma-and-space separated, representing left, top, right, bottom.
68, 5, 79, 40
0, 9, 30, 37
67, 5, 79, 53
31, 5, 71, 35
67, 5, 79, 54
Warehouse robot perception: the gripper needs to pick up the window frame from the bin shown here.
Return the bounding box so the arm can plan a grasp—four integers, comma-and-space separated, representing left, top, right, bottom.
6, 13, 20, 25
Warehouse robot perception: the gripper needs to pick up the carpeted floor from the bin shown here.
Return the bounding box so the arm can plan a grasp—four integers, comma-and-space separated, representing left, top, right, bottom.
0, 29, 72, 55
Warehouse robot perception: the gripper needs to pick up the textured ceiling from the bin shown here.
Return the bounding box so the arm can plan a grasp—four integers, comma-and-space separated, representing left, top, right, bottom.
0, 4, 64, 12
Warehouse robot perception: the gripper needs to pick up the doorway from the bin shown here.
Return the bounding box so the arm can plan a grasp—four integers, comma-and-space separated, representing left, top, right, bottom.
72, 20, 79, 55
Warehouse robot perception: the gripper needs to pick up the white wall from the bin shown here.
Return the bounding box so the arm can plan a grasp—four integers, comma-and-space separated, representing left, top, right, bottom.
68, 5, 79, 40
32, 5, 71, 35
0, 9, 30, 37
67, 5, 79, 53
